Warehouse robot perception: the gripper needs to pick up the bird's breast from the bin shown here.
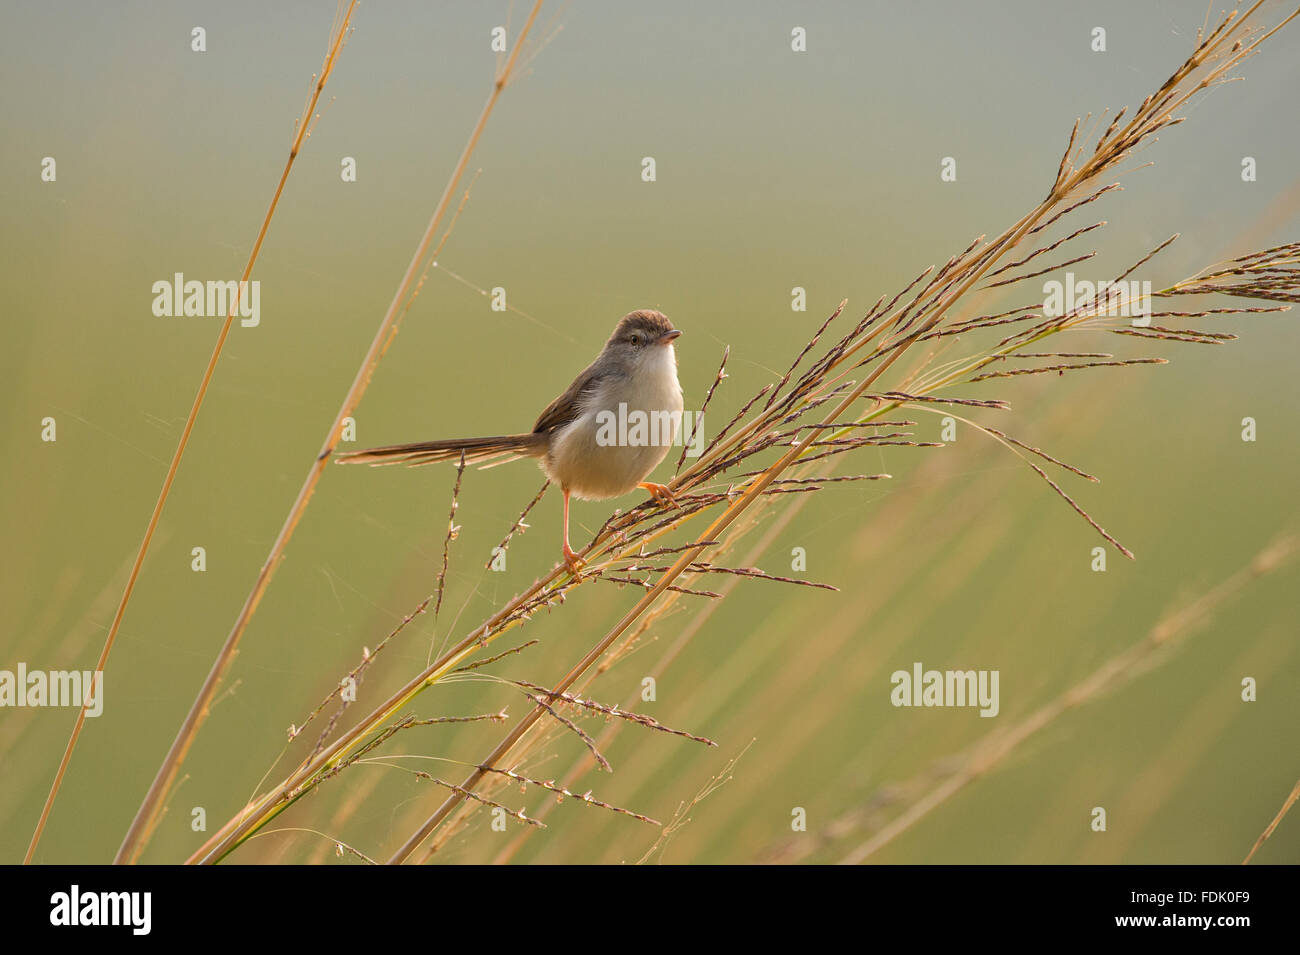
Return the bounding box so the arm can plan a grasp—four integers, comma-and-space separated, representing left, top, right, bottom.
543, 349, 684, 500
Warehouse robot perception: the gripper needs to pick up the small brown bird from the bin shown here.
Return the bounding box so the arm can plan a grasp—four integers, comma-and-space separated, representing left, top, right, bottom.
336, 309, 685, 573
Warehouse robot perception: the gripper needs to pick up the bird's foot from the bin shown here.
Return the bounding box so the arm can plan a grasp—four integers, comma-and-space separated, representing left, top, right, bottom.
638, 481, 679, 508
563, 543, 586, 576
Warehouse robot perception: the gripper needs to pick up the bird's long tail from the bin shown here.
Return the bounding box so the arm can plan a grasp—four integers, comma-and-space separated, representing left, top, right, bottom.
334, 433, 546, 468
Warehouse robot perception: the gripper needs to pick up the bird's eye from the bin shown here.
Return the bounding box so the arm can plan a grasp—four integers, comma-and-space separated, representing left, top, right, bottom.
629, 334, 641, 345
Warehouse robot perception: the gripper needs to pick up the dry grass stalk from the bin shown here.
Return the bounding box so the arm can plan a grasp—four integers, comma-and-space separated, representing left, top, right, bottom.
24, 1, 360, 867
115, 0, 548, 864
1243, 776, 1300, 863
435, 452, 467, 615
635, 742, 754, 864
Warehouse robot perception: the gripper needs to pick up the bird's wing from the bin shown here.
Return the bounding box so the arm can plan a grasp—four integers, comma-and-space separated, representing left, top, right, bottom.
532, 361, 609, 435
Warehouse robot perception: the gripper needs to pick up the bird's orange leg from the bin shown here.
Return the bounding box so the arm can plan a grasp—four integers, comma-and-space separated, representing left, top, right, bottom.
638, 481, 679, 508
561, 486, 584, 575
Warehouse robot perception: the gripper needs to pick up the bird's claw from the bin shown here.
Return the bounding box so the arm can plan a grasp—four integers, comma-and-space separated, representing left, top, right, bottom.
563, 544, 586, 576
638, 481, 679, 508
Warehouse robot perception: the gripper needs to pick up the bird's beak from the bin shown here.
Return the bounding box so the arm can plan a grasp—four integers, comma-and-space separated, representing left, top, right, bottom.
658, 329, 682, 345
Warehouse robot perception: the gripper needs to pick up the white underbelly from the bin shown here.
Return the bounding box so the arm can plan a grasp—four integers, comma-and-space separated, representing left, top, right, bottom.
543, 358, 684, 500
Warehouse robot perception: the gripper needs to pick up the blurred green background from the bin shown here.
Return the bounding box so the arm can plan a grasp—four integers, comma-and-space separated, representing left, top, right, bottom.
1, 0, 1297, 864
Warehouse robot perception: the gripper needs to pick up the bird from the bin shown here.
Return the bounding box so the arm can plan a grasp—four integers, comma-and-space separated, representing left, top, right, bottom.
336, 309, 685, 573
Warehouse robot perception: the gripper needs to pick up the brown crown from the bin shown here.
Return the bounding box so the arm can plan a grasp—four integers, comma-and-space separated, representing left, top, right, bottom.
610, 309, 676, 343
